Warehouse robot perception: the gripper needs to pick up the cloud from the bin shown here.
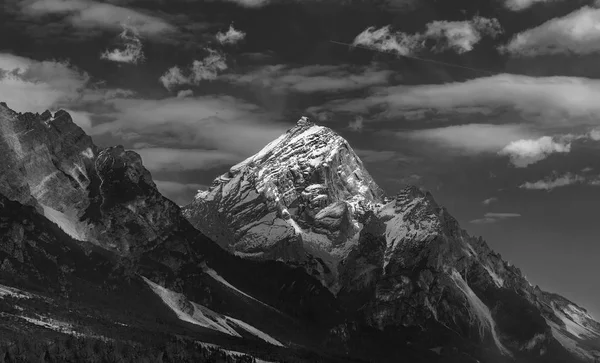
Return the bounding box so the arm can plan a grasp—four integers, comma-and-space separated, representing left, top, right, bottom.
216, 24, 246, 45
498, 136, 571, 167
590, 129, 600, 141
154, 180, 208, 206
470, 212, 522, 224
482, 197, 498, 205
353, 16, 502, 55
0, 53, 90, 114
101, 23, 145, 64
502, 6, 600, 56
215, 0, 270, 7
90, 94, 288, 158
19, 0, 175, 36
222, 64, 393, 93
519, 172, 585, 190
159, 49, 227, 91
134, 148, 241, 171
177, 89, 194, 98
503, 0, 564, 11
403, 124, 533, 154
348, 116, 364, 132
316, 73, 600, 122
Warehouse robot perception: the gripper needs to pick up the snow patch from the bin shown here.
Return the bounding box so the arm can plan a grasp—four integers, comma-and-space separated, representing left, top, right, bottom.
0, 284, 31, 299
551, 304, 600, 339
202, 263, 282, 314
81, 147, 94, 159
482, 264, 504, 288
225, 317, 284, 347
42, 205, 87, 241
143, 276, 284, 346
142, 276, 240, 336
450, 269, 512, 357
545, 318, 597, 361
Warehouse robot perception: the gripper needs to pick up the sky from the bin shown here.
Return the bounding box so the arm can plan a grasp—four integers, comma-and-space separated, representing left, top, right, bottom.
1, 0, 600, 318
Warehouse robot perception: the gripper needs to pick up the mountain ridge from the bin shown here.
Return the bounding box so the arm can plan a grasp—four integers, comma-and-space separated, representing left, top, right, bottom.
0, 102, 598, 362
184, 115, 600, 362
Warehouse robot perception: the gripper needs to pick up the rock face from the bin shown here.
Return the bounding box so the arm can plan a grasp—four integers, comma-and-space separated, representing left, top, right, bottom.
184, 116, 600, 362
183, 117, 384, 288
0, 103, 180, 254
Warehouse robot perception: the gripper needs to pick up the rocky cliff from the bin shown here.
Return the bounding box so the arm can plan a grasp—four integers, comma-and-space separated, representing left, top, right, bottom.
0, 102, 180, 255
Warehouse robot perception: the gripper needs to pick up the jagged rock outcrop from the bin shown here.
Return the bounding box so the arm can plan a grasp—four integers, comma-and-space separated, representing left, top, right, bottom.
184, 116, 600, 362
0, 102, 181, 254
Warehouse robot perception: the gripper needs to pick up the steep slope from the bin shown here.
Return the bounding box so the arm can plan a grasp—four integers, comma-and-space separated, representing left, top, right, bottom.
183, 116, 384, 289
0, 103, 368, 362
185, 116, 600, 362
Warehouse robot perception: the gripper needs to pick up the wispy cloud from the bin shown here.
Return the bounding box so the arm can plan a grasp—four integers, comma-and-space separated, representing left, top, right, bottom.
215, 0, 270, 7
135, 148, 241, 171
354, 16, 502, 56
18, 0, 175, 36
314, 73, 600, 123
498, 136, 571, 167
159, 49, 227, 91
470, 212, 522, 224
216, 24, 246, 45
502, 6, 600, 56
519, 172, 586, 190
90, 94, 287, 158
503, 0, 566, 11
177, 89, 194, 98
482, 197, 498, 205
101, 23, 145, 64
402, 124, 533, 154
222, 64, 393, 93
348, 116, 364, 132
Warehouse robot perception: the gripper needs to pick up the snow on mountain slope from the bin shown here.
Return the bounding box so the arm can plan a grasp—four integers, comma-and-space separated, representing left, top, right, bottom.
41, 205, 88, 241
142, 277, 284, 347
183, 116, 600, 361
183, 116, 384, 287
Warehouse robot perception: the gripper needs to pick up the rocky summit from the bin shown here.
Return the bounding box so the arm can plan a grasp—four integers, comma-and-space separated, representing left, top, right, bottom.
0, 103, 599, 363
185, 116, 600, 362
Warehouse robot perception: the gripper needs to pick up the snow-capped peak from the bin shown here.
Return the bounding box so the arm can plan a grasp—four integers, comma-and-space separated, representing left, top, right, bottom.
183, 117, 384, 287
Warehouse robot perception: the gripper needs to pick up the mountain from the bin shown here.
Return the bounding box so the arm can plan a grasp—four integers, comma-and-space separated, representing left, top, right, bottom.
1, 101, 598, 362
0, 103, 362, 363
184, 116, 600, 362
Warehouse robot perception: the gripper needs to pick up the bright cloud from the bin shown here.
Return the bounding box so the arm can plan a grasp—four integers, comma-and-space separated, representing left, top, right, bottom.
216, 24, 246, 45
159, 49, 227, 91
502, 6, 600, 56
19, 0, 175, 36
519, 173, 585, 190
353, 16, 502, 55
222, 64, 393, 93
0, 53, 89, 114
498, 136, 571, 168
101, 24, 145, 64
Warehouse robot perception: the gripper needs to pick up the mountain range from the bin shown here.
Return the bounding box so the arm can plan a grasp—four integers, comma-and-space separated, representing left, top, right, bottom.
0, 102, 598, 363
